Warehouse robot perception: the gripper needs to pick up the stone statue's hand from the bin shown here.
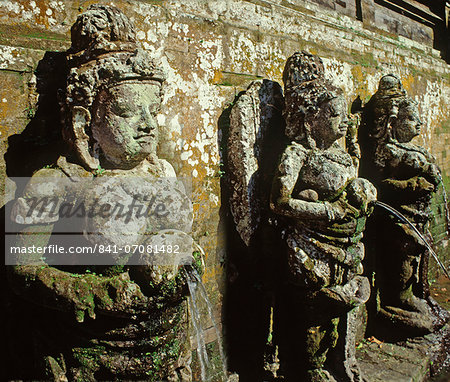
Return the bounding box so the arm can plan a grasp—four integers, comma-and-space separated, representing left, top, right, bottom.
327, 198, 360, 222
346, 178, 377, 214
415, 176, 435, 192
383, 176, 434, 195
424, 163, 440, 187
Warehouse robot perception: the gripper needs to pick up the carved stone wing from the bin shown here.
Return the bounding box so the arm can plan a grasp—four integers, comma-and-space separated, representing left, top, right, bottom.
227, 79, 284, 246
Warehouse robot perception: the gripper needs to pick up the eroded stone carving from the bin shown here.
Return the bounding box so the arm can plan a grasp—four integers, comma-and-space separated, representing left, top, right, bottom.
227, 51, 376, 381
228, 79, 285, 246
269, 51, 377, 382
360, 74, 449, 337
226, 78, 286, 381
7, 5, 195, 381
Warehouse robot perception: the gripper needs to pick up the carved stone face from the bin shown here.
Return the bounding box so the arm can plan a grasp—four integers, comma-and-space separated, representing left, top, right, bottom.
92, 82, 161, 168
311, 95, 348, 148
393, 105, 421, 143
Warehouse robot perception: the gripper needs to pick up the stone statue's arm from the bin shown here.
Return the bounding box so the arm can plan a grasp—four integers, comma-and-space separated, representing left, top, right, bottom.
8, 262, 149, 323
8, 168, 65, 264
400, 149, 440, 187
270, 145, 351, 222
381, 176, 435, 194
383, 144, 440, 190
9, 224, 149, 322
10, 227, 150, 323
8, 169, 149, 322
346, 114, 361, 169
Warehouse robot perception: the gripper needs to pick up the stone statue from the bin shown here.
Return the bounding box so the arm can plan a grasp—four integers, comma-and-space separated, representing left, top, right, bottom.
7, 5, 195, 381
227, 78, 286, 380
360, 74, 449, 337
270, 52, 376, 382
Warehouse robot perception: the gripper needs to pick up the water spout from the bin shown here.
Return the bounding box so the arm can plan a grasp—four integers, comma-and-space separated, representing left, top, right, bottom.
372, 200, 450, 279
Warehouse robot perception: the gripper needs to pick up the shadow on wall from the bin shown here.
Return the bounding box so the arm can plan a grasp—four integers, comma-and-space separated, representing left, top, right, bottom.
219, 80, 288, 381
2, 51, 67, 381
4, 51, 67, 183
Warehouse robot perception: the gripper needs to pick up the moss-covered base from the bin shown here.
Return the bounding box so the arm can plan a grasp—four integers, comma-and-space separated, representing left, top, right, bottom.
25, 302, 190, 381
357, 324, 450, 381
5, 264, 193, 381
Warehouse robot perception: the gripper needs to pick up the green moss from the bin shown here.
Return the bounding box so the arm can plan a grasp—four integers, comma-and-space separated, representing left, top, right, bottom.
144, 337, 183, 379
206, 341, 225, 378
350, 51, 378, 69
94, 165, 106, 176
102, 265, 125, 276
434, 119, 450, 136
144, 269, 188, 304
72, 332, 184, 380
0, 24, 69, 50
23, 31, 66, 41
215, 162, 226, 178
407, 65, 450, 81
25, 106, 35, 119
329, 317, 340, 347
192, 250, 204, 276
0, 24, 66, 41
216, 71, 263, 87
160, 276, 177, 296
72, 346, 106, 371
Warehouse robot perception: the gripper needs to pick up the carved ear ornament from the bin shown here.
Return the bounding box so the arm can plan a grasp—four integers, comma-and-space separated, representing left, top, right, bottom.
385, 99, 400, 131
70, 106, 99, 171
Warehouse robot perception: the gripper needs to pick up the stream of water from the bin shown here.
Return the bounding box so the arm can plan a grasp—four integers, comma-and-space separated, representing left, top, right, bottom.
436, 170, 450, 233
187, 274, 209, 381
185, 265, 227, 381
373, 200, 450, 279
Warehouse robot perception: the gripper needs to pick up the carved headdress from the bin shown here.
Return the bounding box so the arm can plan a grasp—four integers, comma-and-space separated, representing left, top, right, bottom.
282, 51, 343, 145
61, 5, 166, 170
364, 74, 417, 142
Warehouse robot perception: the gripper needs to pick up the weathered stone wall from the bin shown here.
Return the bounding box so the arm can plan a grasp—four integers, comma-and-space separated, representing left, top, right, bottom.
1, 0, 449, 359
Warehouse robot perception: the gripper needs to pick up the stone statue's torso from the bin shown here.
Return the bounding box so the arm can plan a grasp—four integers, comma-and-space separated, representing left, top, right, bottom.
298, 144, 357, 201
374, 141, 436, 222
280, 142, 368, 288
375, 141, 433, 176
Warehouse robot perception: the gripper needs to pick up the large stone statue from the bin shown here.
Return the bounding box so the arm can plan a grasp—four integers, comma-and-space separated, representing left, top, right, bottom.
227, 51, 376, 381
270, 52, 376, 382
360, 74, 449, 337
7, 5, 195, 381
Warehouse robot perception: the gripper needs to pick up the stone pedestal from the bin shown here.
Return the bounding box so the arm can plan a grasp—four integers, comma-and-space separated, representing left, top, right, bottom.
357, 325, 450, 382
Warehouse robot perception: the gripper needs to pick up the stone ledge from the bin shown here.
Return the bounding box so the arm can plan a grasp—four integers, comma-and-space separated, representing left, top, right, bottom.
357, 326, 450, 382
